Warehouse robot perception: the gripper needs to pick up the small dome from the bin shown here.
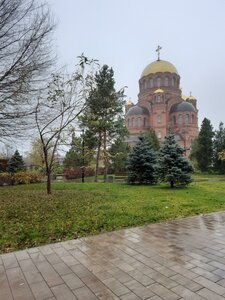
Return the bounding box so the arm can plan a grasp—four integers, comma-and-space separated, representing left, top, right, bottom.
141, 60, 178, 77
187, 92, 196, 100
126, 98, 133, 105
188, 95, 196, 100
126, 105, 149, 117
154, 88, 164, 94
170, 101, 196, 114
182, 95, 188, 100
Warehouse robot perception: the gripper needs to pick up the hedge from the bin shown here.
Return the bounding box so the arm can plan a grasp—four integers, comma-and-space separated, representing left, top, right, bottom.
0, 172, 43, 185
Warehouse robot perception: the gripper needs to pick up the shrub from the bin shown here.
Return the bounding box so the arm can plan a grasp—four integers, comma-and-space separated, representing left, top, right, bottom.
13, 172, 31, 184
0, 173, 12, 185
28, 172, 43, 183
64, 167, 95, 180
0, 172, 43, 186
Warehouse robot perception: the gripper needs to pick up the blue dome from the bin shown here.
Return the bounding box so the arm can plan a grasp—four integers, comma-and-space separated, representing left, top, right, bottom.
170, 101, 196, 114
126, 105, 149, 117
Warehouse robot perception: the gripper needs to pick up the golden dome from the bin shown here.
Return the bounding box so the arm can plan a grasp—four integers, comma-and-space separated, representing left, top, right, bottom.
141, 60, 178, 77
154, 88, 164, 93
187, 92, 196, 100
126, 98, 133, 105
182, 95, 188, 100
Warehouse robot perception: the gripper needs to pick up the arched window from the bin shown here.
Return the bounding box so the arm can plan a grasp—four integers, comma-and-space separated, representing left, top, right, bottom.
178, 114, 183, 125
186, 114, 190, 124
157, 115, 161, 124
165, 77, 169, 86
127, 118, 130, 127
131, 118, 134, 128
173, 116, 176, 124
143, 117, 146, 127
157, 131, 162, 139
143, 80, 146, 90
157, 95, 161, 102
150, 78, 154, 88
192, 114, 194, 123
172, 77, 175, 87
137, 117, 141, 128
157, 77, 161, 87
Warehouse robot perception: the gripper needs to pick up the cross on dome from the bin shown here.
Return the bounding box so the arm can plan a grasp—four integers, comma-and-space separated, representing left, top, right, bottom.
156, 45, 162, 61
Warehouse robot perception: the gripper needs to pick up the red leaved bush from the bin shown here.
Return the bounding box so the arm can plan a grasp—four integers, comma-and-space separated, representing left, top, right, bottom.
64, 167, 95, 180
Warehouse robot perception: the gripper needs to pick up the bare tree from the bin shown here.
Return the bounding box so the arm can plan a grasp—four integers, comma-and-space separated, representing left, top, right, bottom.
35, 56, 97, 194
0, 0, 55, 142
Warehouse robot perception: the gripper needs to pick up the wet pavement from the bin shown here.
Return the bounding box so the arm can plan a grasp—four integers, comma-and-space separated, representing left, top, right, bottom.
1, 212, 225, 299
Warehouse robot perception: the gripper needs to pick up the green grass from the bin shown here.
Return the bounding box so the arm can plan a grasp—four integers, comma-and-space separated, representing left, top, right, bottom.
1, 179, 225, 253
193, 173, 225, 181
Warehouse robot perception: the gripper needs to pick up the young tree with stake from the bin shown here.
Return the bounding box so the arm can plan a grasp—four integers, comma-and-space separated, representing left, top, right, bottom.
35, 56, 97, 194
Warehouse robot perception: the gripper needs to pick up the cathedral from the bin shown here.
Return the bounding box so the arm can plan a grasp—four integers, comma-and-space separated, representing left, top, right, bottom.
125, 47, 198, 155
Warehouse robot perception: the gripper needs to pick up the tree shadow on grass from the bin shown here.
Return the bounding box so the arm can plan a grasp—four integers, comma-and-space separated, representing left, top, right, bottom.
124, 182, 190, 190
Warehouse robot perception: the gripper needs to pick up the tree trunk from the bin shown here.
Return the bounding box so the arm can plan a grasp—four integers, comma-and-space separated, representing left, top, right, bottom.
95, 133, 101, 182
103, 131, 108, 182
47, 172, 52, 194
82, 129, 85, 183
170, 181, 174, 188
43, 146, 52, 194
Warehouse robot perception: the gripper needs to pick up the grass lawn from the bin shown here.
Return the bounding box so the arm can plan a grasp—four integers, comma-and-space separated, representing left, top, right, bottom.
193, 173, 225, 181
1, 179, 225, 253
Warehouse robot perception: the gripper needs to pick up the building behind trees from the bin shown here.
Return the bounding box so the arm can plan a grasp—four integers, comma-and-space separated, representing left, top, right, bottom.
125, 48, 198, 155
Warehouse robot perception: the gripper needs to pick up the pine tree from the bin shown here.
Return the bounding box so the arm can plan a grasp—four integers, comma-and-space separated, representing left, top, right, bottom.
64, 132, 95, 168
213, 122, 225, 174
127, 136, 158, 184
80, 65, 126, 181
159, 134, 193, 188
191, 118, 214, 172
7, 150, 26, 173
109, 138, 130, 174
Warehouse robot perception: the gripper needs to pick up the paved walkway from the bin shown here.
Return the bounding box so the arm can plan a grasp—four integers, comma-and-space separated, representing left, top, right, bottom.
2, 212, 225, 300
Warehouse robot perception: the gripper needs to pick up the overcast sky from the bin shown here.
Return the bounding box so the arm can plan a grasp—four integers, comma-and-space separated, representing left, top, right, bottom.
46, 0, 225, 130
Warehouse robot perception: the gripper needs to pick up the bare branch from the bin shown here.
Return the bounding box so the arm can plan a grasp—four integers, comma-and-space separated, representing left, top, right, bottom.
34, 57, 98, 194
0, 0, 55, 144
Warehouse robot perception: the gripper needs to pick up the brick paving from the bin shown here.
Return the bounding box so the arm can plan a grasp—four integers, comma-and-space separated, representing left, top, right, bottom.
1, 212, 225, 299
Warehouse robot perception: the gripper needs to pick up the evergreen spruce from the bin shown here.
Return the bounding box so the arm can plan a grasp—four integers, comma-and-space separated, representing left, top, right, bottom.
213, 122, 225, 174
127, 136, 158, 184
159, 134, 193, 188
144, 128, 160, 150
109, 138, 130, 174
191, 118, 214, 172
7, 150, 26, 173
